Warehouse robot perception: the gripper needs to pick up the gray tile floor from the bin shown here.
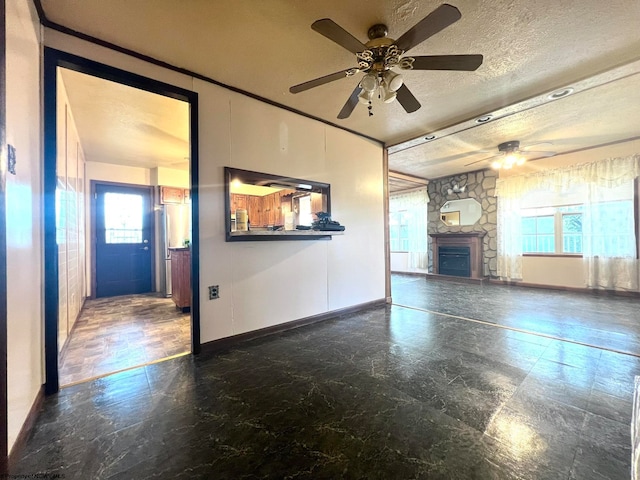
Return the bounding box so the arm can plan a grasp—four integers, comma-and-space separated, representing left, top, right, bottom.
10, 279, 639, 479
59, 294, 191, 385
392, 274, 640, 355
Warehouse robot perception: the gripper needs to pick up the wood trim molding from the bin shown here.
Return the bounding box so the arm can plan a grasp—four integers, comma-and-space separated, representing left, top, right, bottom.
7, 386, 44, 471
0, 0, 7, 472
383, 149, 391, 302
200, 299, 387, 354
43, 47, 202, 393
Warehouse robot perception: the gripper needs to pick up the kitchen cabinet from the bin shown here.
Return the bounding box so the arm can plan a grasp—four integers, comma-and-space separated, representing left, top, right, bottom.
231, 193, 247, 213
160, 186, 184, 204
247, 195, 263, 227
170, 248, 191, 311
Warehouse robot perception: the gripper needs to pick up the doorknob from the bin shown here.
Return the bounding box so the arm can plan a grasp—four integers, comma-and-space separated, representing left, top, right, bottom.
142, 246, 149, 250
143, 239, 149, 243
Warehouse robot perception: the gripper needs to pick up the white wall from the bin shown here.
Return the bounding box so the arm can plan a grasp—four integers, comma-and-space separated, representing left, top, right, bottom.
502, 139, 640, 290
45, 29, 386, 344
6, 0, 43, 452
57, 72, 87, 351
151, 166, 189, 188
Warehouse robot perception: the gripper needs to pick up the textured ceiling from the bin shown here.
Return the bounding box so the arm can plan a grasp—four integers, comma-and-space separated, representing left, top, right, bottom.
42, 0, 640, 180
60, 68, 189, 169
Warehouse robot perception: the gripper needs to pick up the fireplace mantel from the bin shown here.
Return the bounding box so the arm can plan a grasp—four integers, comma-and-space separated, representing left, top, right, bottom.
430, 233, 486, 279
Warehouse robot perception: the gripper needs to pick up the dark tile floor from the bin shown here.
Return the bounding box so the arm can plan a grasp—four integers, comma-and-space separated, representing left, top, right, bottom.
392, 274, 640, 356
12, 299, 637, 479
59, 294, 191, 385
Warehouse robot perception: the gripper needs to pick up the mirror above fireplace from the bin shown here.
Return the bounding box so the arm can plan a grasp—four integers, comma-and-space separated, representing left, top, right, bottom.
440, 198, 481, 226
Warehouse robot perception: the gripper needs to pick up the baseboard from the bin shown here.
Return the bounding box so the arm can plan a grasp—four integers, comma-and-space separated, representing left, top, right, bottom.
490, 279, 640, 298
424, 273, 490, 285
200, 298, 387, 354
8, 385, 45, 470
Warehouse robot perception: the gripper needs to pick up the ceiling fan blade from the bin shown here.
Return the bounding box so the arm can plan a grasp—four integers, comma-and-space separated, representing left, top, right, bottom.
395, 4, 462, 52
311, 19, 367, 54
521, 150, 557, 157
337, 85, 363, 119
464, 154, 500, 167
396, 84, 421, 113
521, 142, 554, 151
290, 68, 358, 94
404, 54, 483, 71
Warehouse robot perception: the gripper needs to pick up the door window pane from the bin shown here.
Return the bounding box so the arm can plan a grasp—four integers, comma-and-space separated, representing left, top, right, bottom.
104, 192, 143, 243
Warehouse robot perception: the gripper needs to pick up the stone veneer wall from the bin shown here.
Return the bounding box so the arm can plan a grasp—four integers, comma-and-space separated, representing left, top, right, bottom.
427, 169, 498, 277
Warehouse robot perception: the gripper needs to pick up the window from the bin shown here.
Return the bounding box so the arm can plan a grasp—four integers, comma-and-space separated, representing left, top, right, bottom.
521, 205, 583, 254
389, 211, 410, 251
104, 192, 143, 243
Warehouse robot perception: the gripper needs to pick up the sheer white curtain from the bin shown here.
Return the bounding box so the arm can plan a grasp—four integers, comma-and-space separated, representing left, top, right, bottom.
495, 153, 640, 288
495, 183, 524, 280
580, 156, 640, 290
390, 188, 429, 269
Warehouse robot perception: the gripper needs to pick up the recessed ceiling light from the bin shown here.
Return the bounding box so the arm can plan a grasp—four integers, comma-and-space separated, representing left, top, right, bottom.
475, 114, 493, 124
424, 135, 436, 141
547, 88, 574, 100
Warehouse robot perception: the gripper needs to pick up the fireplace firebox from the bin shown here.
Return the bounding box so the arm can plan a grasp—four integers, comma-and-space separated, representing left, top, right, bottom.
438, 246, 471, 277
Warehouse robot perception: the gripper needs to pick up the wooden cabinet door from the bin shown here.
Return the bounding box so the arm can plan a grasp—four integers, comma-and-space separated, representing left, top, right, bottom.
231, 194, 247, 213
171, 249, 191, 310
272, 192, 282, 225
247, 195, 263, 227
263, 194, 275, 226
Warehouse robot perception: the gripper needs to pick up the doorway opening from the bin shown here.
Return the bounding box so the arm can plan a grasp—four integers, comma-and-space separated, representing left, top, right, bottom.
44, 48, 200, 393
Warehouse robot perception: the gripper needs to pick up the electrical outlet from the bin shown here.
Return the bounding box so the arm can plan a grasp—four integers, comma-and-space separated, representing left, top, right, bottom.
208, 285, 219, 300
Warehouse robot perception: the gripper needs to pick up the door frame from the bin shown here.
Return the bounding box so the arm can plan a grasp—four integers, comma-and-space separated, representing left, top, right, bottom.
90, 180, 156, 299
0, 0, 8, 471
44, 47, 201, 394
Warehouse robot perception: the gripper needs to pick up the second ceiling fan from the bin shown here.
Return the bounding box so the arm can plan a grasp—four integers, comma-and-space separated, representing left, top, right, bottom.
289, 3, 483, 119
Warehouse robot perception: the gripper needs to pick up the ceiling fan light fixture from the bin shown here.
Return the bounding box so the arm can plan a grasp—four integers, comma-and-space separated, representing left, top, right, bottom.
358, 89, 372, 105
360, 73, 379, 93
381, 89, 397, 103
383, 70, 403, 92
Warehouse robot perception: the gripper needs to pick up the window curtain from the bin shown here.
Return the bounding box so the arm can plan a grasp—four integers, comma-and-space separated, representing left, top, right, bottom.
390, 188, 429, 269
581, 156, 639, 290
495, 153, 640, 288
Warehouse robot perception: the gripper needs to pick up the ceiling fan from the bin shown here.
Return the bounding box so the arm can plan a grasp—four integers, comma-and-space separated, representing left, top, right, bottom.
464, 140, 557, 169
289, 4, 483, 119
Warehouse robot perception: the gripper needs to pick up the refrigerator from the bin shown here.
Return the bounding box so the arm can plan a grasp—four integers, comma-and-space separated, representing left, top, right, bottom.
158, 202, 191, 297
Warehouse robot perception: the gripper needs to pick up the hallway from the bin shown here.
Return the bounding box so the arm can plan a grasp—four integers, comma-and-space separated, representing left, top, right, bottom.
59, 294, 191, 385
